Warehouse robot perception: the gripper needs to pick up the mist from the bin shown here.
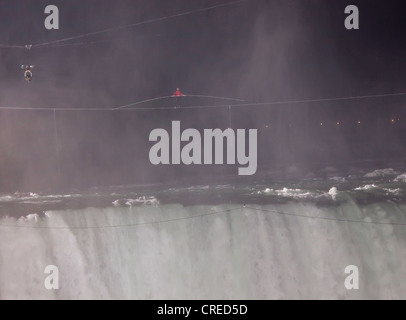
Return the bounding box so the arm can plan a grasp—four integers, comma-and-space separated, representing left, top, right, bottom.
0, 0, 405, 192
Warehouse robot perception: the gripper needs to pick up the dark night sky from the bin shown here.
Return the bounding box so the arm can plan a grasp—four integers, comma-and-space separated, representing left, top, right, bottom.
0, 0, 405, 192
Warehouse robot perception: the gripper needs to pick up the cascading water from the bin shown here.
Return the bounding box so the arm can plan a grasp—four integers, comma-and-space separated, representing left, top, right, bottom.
1, 168, 406, 299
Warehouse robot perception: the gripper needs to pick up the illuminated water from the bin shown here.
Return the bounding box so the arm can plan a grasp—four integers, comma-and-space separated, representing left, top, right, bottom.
1, 166, 406, 299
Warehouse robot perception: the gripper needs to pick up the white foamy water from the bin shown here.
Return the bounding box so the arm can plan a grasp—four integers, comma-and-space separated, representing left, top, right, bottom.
258, 188, 315, 199
355, 184, 378, 191
112, 196, 159, 207
364, 168, 399, 178
395, 173, 406, 182
1, 201, 406, 299
328, 187, 339, 200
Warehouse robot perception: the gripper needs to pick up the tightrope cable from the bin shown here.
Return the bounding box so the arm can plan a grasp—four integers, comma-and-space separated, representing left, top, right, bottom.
34, 0, 246, 48
0, 91, 404, 112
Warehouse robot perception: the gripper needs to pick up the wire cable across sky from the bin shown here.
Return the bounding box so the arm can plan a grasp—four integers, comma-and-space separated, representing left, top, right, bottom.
0, 0, 247, 49
113, 95, 245, 110
0, 91, 404, 112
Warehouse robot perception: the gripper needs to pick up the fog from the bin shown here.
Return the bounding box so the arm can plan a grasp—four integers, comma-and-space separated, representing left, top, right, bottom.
0, 0, 405, 192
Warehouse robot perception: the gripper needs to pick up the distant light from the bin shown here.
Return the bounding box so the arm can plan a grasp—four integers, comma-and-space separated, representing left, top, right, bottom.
265, 124, 269, 128
336, 122, 340, 125
320, 122, 323, 126
357, 120, 361, 124
391, 119, 395, 123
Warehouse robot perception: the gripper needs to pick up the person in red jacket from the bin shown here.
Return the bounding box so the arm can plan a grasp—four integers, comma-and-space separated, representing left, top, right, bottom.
172, 88, 185, 108
172, 88, 186, 97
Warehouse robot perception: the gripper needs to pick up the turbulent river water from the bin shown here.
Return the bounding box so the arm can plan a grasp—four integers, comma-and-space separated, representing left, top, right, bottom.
1, 166, 406, 299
